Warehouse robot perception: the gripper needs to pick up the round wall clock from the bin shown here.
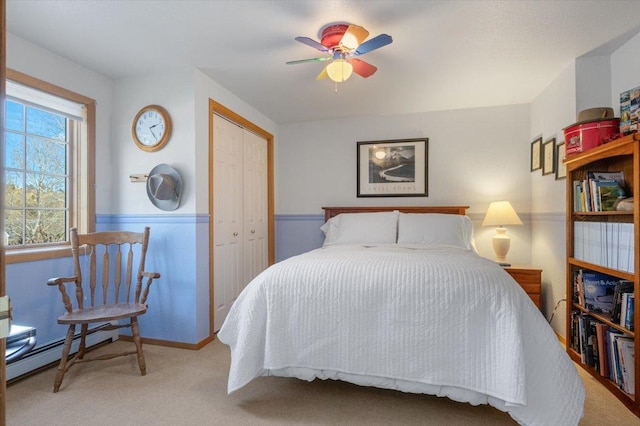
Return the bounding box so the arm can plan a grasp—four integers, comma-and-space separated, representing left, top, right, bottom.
132, 105, 172, 152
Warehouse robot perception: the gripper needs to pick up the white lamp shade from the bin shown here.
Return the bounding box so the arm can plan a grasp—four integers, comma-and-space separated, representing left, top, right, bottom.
482, 201, 523, 227
326, 59, 353, 83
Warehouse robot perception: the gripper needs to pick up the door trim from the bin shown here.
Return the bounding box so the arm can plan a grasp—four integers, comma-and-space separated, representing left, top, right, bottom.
208, 99, 274, 337
1, 0, 8, 423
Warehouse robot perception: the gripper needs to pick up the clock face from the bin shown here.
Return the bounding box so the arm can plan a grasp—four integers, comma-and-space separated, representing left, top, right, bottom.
136, 110, 165, 145
132, 105, 172, 152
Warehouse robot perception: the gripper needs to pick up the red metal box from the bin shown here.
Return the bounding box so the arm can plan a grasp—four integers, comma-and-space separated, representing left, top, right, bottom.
564, 118, 620, 155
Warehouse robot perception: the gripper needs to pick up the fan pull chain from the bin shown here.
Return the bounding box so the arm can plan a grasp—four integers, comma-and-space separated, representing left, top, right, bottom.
334, 81, 338, 93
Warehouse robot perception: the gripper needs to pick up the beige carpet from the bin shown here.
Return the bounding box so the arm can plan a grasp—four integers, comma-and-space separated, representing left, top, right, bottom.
5, 339, 640, 425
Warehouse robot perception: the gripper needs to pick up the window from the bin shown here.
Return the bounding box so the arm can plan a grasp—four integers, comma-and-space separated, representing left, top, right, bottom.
3, 70, 95, 263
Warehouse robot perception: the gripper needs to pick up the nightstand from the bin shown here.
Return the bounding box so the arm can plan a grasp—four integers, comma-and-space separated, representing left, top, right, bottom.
504, 266, 542, 309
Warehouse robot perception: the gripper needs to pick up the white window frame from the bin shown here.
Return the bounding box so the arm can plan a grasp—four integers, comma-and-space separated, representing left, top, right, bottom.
4, 69, 95, 264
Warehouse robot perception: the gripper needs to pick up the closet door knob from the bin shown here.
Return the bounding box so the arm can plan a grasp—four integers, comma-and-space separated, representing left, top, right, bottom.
233, 232, 239, 237
251, 230, 256, 234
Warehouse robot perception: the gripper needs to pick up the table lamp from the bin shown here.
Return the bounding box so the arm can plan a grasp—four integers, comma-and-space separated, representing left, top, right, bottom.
482, 201, 522, 266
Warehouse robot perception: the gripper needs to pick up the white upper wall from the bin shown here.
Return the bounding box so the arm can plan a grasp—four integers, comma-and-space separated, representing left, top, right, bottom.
277, 104, 531, 216
529, 62, 576, 214
111, 69, 196, 214
611, 31, 640, 116
6, 33, 115, 214
193, 68, 278, 214
576, 55, 612, 113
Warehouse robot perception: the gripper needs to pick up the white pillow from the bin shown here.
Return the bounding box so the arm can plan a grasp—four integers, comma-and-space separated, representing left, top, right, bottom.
397, 213, 474, 250
321, 211, 399, 246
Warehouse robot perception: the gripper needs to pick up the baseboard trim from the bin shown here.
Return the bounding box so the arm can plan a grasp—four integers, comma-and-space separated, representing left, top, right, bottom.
6, 323, 119, 383
119, 334, 215, 350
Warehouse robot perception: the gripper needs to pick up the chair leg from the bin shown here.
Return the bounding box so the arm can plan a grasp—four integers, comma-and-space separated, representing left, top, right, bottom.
131, 316, 146, 376
77, 323, 88, 360
53, 324, 75, 393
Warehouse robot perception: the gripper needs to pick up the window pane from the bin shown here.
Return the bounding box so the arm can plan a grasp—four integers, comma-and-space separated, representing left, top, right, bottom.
25, 209, 66, 244
5, 209, 23, 246
5, 132, 24, 169
25, 173, 66, 208
26, 136, 66, 174
5, 171, 24, 208
26, 106, 66, 141
5, 100, 24, 131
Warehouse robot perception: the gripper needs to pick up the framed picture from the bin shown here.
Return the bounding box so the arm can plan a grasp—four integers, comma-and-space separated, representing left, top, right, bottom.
542, 137, 556, 175
530, 137, 542, 171
555, 142, 566, 180
357, 138, 428, 197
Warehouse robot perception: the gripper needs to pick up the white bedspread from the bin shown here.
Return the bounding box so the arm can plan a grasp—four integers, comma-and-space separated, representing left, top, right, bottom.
218, 244, 585, 425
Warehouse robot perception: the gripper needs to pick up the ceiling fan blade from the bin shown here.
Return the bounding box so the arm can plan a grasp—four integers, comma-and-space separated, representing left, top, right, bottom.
354, 34, 393, 55
350, 58, 377, 78
339, 24, 369, 51
286, 57, 331, 65
295, 36, 330, 52
316, 66, 329, 80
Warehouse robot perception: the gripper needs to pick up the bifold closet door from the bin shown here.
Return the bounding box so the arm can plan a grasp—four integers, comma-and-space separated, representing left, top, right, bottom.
213, 114, 269, 331
243, 129, 268, 286
213, 115, 244, 330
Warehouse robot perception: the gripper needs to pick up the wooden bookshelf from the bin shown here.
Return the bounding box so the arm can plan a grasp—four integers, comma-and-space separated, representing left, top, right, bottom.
565, 133, 640, 416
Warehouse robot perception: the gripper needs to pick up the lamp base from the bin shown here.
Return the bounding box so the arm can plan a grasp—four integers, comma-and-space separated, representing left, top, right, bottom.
492, 227, 511, 263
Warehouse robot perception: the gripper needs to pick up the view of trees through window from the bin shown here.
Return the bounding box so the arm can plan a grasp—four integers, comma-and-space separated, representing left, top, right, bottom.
4, 99, 69, 246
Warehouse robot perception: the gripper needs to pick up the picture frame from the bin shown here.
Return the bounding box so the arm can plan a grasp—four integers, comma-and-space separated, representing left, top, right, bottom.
542, 137, 556, 176
555, 142, 566, 180
357, 138, 428, 197
530, 137, 542, 172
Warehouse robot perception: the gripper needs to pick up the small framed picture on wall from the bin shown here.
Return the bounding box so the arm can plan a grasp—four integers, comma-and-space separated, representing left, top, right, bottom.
542, 138, 556, 175
530, 137, 542, 172
555, 142, 566, 180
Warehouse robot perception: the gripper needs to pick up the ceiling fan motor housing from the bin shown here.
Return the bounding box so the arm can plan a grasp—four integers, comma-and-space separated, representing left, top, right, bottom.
320, 24, 349, 48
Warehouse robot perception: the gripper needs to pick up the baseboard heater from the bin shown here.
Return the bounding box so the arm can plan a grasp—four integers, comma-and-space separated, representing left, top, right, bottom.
6, 321, 120, 382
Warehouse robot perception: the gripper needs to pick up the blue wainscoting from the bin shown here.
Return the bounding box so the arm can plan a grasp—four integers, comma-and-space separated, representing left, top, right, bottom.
6, 214, 210, 351
97, 214, 210, 345
275, 214, 325, 262
7, 213, 324, 351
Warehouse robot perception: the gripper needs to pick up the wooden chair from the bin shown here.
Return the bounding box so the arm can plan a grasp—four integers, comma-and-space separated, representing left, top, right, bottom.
47, 227, 160, 392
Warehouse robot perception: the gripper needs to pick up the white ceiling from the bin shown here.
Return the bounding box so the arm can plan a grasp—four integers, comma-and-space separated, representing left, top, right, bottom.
6, 0, 640, 124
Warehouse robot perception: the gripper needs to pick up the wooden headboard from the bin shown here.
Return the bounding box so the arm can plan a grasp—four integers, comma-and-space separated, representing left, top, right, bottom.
322, 206, 469, 222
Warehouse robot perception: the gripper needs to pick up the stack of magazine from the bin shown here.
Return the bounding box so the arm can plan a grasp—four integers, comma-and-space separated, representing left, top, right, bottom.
573, 221, 635, 273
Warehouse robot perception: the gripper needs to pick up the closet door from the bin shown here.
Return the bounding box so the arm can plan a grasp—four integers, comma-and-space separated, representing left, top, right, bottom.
213, 115, 244, 330
243, 130, 268, 285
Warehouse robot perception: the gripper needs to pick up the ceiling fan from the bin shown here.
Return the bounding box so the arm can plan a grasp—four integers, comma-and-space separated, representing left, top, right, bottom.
286, 23, 393, 84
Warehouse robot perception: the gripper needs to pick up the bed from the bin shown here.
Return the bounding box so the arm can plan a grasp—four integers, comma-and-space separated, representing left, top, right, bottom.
217, 206, 585, 425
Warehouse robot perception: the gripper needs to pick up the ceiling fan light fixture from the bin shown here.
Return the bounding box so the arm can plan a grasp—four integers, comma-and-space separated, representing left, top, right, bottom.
326, 59, 353, 83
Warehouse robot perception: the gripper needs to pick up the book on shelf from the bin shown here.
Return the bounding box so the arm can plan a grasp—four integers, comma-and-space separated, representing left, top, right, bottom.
597, 181, 626, 211
573, 269, 585, 306
611, 280, 635, 323
617, 336, 635, 394
607, 329, 623, 385
620, 293, 635, 331
575, 269, 619, 313
570, 310, 582, 353
596, 322, 610, 377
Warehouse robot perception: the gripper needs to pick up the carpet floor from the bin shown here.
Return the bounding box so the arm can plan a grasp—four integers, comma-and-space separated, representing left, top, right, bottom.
5, 339, 640, 425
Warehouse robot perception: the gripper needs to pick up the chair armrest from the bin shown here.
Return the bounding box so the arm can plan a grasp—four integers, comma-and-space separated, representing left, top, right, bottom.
141, 271, 161, 280
138, 271, 160, 305
47, 276, 77, 286
47, 276, 80, 314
